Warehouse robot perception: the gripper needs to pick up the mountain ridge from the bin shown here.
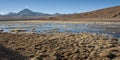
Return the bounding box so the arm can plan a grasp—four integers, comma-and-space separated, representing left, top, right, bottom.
5, 8, 52, 16
55, 6, 120, 19
0, 6, 120, 21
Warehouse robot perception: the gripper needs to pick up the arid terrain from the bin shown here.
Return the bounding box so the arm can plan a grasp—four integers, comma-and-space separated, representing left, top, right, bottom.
0, 32, 120, 60
0, 5, 120, 60
0, 6, 120, 21
55, 6, 120, 20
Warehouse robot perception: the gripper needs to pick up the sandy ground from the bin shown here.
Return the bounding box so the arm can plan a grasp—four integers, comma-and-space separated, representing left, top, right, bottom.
0, 32, 120, 60
1, 20, 120, 25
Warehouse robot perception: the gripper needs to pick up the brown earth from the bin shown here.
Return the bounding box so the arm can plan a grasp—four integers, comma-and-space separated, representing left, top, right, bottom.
55, 6, 120, 20
0, 32, 120, 60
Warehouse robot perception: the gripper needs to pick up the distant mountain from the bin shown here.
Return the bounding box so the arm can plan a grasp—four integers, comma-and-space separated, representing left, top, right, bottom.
53, 13, 62, 16
17, 9, 35, 16
6, 8, 51, 16
1, 6, 120, 21
0, 9, 64, 16
0, 8, 64, 20
7, 12, 17, 16
56, 6, 120, 19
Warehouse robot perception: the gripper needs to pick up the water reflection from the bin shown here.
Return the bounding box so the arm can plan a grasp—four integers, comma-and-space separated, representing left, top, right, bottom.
0, 21, 120, 38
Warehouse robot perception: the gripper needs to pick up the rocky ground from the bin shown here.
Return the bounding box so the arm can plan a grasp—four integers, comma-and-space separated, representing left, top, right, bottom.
0, 32, 120, 60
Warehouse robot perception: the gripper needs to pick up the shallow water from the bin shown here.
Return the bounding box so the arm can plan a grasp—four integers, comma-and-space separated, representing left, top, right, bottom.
0, 21, 120, 38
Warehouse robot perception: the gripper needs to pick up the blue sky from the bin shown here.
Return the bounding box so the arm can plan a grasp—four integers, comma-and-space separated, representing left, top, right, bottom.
0, 0, 120, 14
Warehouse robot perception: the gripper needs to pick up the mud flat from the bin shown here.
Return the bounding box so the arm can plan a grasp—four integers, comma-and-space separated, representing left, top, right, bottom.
0, 32, 120, 60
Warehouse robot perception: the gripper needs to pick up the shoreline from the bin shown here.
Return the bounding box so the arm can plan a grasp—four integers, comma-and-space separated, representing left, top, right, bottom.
0, 19, 120, 22
1, 19, 120, 24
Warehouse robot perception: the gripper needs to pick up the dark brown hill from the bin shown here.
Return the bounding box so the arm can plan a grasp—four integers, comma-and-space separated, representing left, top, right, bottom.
56, 6, 120, 20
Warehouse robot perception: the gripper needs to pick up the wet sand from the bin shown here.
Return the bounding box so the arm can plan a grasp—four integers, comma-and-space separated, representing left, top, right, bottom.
0, 32, 120, 60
